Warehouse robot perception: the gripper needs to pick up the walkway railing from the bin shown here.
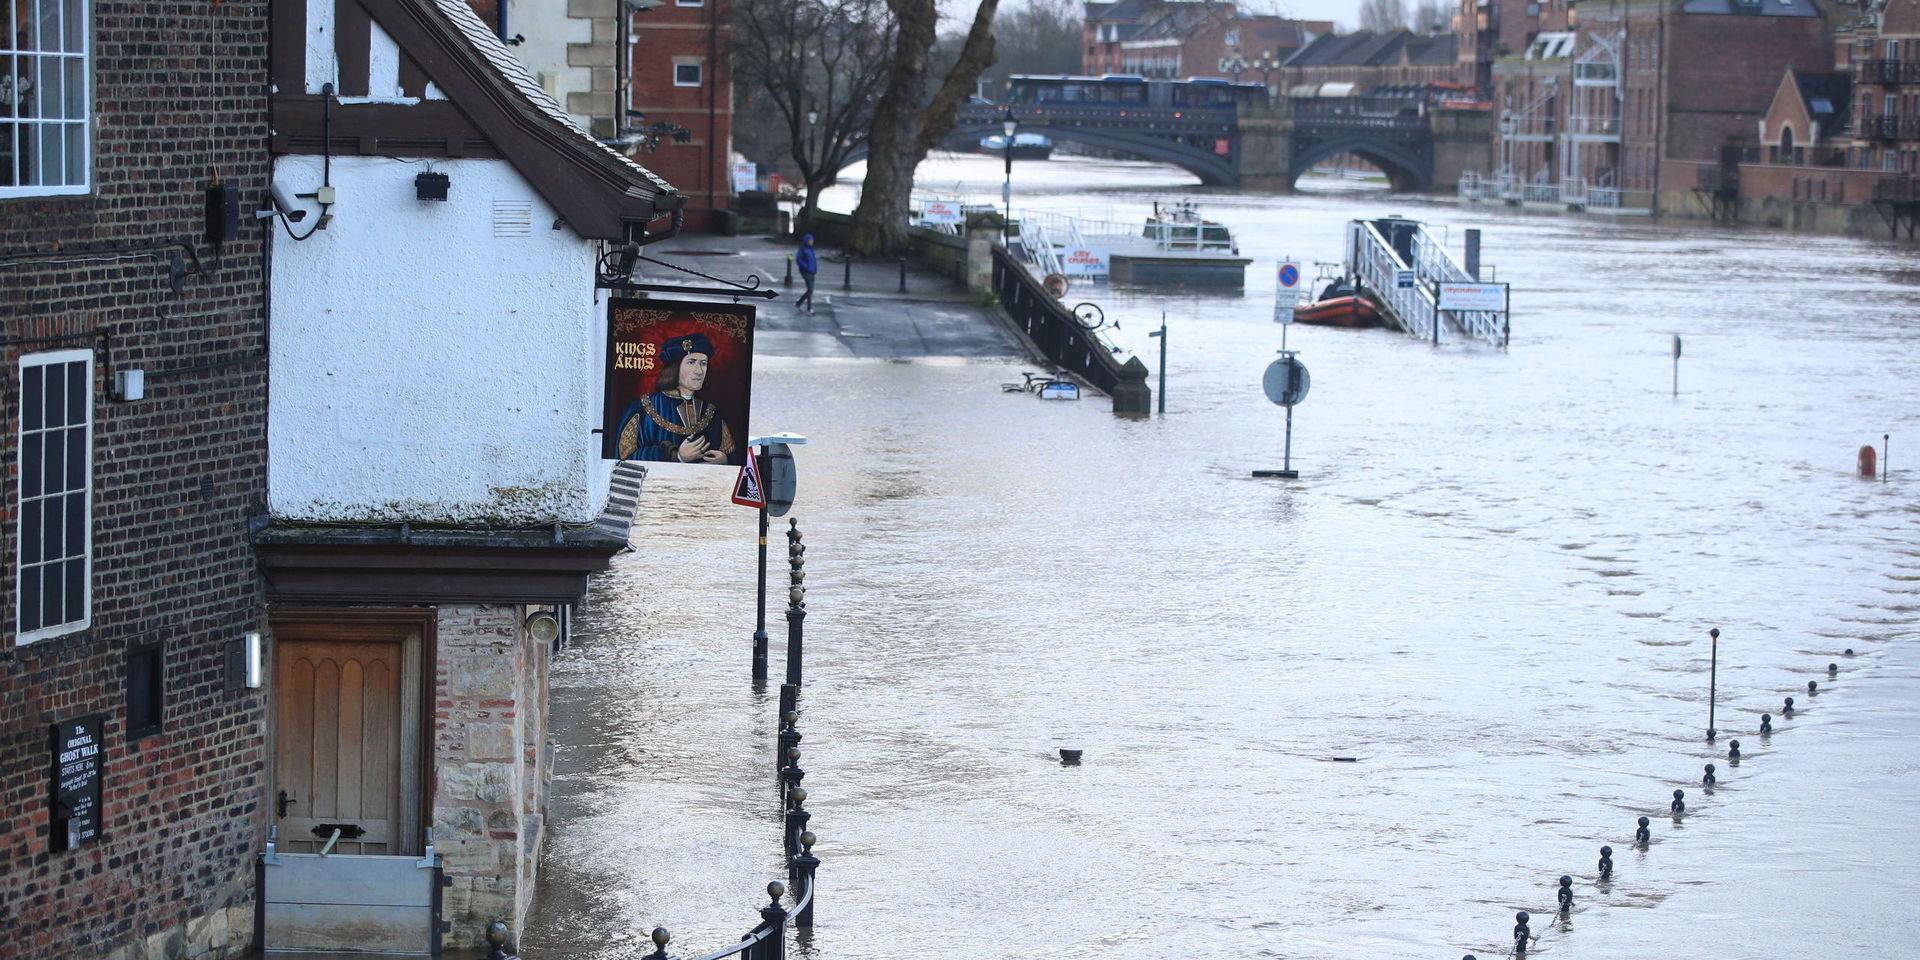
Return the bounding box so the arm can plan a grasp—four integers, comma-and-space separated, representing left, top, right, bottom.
992, 245, 1135, 395
1407, 227, 1506, 345
1345, 219, 1506, 347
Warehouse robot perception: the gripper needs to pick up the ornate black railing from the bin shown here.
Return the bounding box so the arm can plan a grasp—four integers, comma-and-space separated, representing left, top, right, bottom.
956, 102, 1237, 136
991, 245, 1135, 395
1861, 59, 1920, 84
1874, 175, 1919, 202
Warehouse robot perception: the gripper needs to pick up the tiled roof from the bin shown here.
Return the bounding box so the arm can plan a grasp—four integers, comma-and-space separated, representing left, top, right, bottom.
1679, 0, 1820, 15
1406, 33, 1457, 65
1793, 71, 1853, 132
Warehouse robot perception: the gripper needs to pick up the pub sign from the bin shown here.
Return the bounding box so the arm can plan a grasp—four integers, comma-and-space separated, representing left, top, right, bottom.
602, 297, 756, 465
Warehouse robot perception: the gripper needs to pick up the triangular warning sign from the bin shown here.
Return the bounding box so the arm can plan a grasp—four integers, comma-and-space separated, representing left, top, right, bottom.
732, 451, 767, 508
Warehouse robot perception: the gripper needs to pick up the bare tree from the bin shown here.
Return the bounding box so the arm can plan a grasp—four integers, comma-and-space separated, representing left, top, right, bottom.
848, 0, 1002, 254
976, 0, 1082, 99
1357, 0, 1409, 31
731, 0, 895, 231
1411, 0, 1449, 32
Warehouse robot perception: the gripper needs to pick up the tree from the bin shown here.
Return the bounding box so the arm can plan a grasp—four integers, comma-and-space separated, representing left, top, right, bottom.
1357, 0, 1408, 32
976, 0, 1082, 100
1411, 0, 1449, 33
731, 0, 895, 232
847, 0, 1002, 255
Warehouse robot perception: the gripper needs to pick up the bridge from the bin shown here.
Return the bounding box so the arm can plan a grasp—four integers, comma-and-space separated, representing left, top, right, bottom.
883, 98, 1498, 192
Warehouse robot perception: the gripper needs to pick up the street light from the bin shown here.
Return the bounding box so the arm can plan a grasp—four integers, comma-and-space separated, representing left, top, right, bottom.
1217, 54, 1248, 83
1001, 105, 1017, 246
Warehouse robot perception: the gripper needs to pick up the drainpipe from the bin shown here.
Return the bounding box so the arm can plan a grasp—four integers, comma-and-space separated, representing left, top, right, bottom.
708, 0, 720, 219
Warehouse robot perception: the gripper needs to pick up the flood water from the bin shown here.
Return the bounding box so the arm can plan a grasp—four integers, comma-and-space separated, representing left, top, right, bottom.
522, 155, 1920, 960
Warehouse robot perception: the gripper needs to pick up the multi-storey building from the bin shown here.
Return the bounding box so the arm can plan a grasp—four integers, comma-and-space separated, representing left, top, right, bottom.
1849, 0, 1920, 176
2, 0, 272, 957
1086, 0, 1328, 78
1278, 30, 1465, 92
626, 0, 734, 230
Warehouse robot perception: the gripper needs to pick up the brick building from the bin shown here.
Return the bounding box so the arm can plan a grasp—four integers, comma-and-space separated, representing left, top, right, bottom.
626, 0, 734, 230
2, 0, 272, 958
1085, 0, 1328, 78
1277, 30, 1465, 92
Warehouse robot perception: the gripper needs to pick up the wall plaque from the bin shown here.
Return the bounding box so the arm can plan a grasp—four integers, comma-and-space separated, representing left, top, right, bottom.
50, 714, 105, 851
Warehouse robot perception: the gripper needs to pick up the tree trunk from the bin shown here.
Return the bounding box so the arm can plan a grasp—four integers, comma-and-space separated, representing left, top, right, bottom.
848, 0, 1000, 256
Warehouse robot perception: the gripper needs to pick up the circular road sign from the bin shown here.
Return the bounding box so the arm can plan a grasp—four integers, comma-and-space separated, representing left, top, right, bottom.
763, 443, 798, 517
1262, 356, 1310, 407
1277, 261, 1301, 289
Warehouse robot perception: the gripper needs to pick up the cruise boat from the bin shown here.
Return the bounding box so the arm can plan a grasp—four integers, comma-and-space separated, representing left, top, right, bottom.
979, 133, 1054, 160
1107, 200, 1251, 287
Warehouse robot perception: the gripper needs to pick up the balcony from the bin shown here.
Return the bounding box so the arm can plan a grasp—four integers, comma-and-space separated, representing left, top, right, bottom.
1861, 59, 1920, 85
1874, 175, 1919, 202
1860, 115, 1920, 141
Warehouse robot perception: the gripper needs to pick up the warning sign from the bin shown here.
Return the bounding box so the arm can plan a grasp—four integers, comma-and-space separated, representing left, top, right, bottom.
732, 452, 766, 508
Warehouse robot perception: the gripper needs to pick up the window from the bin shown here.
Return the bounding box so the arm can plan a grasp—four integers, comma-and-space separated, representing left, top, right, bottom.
16, 349, 91, 643
1886, 148, 1901, 171
126, 642, 164, 738
675, 0, 702, 6
2, 0, 90, 196
673, 61, 702, 87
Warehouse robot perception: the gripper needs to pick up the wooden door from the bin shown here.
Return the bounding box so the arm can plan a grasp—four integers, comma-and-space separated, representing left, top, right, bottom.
274, 634, 419, 855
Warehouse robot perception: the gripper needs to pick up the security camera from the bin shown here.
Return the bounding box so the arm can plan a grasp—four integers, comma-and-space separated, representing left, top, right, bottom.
269, 181, 307, 223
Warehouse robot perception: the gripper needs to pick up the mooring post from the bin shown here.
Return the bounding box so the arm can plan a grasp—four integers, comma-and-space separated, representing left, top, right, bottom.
785, 520, 806, 687
790, 832, 819, 928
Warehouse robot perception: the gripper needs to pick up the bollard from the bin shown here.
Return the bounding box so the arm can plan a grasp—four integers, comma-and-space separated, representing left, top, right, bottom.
759, 882, 787, 960
898, 256, 907, 294
484, 921, 517, 960
777, 716, 802, 777
1557, 875, 1573, 912
781, 747, 805, 793
785, 520, 806, 687
841, 256, 851, 292
645, 927, 671, 960
1598, 845, 1613, 879
1635, 816, 1651, 846
1671, 788, 1685, 815
1706, 627, 1720, 742
1845, 647, 1855, 656
1783, 696, 1795, 716
1808, 680, 1818, 695
1828, 662, 1838, 676
784, 787, 811, 855
790, 831, 819, 928
1760, 713, 1772, 735
1513, 911, 1532, 955
1703, 763, 1716, 787
1728, 739, 1741, 763
784, 256, 793, 288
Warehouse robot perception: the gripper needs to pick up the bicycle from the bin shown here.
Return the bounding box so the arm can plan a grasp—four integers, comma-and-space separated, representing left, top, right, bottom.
1072, 302, 1126, 355
1000, 371, 1055, 393
999, 370, 1082, 400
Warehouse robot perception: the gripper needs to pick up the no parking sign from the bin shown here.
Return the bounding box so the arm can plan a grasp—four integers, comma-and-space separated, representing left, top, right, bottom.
1274, 259, 1303, 322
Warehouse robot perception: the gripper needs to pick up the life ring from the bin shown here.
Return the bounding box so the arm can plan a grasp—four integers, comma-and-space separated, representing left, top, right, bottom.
1043, 273, 1070, 298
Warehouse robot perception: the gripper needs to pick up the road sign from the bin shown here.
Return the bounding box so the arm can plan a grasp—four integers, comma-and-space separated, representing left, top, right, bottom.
732, 452, 766, 508
1277, 260, 1302, 290
1262, 355, 1310, 407
1438, 282, 1508, 311
762, 442, 798, 517
1395, 269, 1416, 289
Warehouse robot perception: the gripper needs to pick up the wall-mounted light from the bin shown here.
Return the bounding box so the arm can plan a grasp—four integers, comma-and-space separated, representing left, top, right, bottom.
526, 611, 561, 645
112, 369, 145, 402
416, 171, 450, 201
244, 631, 264, 688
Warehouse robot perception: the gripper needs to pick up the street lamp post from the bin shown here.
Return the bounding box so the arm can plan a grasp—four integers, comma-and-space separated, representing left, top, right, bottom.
1001, 106, 1017, 246
1252, 50, 1279, 96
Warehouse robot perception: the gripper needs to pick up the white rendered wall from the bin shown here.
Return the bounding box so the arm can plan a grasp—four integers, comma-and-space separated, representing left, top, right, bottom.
507, 0, 594, 132
268, 155, 613, 524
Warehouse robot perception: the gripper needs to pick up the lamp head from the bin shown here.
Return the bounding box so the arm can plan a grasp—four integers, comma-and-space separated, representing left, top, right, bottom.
1002, 105, 1017, 138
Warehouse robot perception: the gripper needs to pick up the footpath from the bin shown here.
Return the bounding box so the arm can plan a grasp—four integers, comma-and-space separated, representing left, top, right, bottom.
640, 233, 1023, 360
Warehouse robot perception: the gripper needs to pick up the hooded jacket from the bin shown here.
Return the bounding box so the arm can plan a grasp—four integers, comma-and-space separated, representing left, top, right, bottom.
795, 235, 818, 275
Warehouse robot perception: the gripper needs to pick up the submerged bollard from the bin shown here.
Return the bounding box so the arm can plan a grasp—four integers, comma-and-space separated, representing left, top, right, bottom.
1828, 662, 1838, 676
760, 882, 788, 960
1729, 739, 1742, 763
1808, 680, 1819, 695
1783, 696, 1795, 716
781, 747, 805, 793
1635, 816, 1651, 846
785, 520, 807, 687
1514, 911, 1532, 954
778, 712, 802, 776
1557, 875, 1573, 912
484, 921, 516, 960
1704, 763, 1716, 787
1598, 845, 1614, 878
1845, 647, 1856, 656
1761, 713, 1772, 735
790, 831, 819, 928
1671, 789, 1685, 815
784, 786, 811, 855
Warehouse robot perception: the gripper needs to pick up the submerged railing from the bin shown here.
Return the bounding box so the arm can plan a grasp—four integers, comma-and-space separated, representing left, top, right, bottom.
1345, 219, 1506, 347
992, 245, 1137, 396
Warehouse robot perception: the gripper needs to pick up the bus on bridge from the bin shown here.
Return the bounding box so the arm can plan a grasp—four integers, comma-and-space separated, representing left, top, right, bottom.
1005, 74, 1268, 111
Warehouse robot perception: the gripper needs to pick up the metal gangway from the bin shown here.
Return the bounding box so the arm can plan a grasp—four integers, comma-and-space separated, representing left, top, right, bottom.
1344, 218, 1507, 346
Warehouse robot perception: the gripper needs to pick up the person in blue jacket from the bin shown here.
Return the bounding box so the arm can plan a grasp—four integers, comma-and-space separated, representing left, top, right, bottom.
794, 233, 818, 314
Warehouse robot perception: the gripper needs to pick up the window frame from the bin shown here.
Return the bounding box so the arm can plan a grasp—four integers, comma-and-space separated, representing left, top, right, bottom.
672, 60, 703, 88
14, 347, 92, 645
1, 0, 94, 198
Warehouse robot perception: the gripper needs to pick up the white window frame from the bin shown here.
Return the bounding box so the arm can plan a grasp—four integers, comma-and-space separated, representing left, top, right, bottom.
675, 0, 703, 6
15, 348, 92, 645
1, 0, 92, 198
673, 60, 703, 87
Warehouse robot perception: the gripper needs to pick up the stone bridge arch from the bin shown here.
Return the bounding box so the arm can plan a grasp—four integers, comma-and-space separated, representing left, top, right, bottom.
1288, 136, 1433, 193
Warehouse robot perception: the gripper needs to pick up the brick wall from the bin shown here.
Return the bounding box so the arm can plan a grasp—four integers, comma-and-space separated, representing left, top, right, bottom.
630, 0, 733, 229
431, 603, 549, 952
1664, 15, 1830, 163
0, 0, 272, 957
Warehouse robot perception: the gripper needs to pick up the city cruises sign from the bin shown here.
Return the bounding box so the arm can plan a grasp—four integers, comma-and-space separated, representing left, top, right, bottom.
603, 298, 757, 466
